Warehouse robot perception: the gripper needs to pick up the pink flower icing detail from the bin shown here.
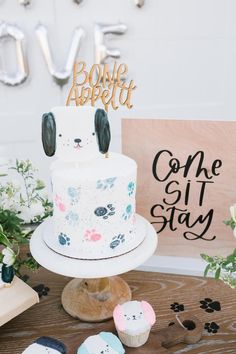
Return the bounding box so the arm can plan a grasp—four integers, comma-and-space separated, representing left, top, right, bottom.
84, 229, 102, 242
55, 195, 66, 212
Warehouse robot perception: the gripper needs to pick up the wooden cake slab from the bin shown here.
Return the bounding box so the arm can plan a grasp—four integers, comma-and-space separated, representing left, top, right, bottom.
0, 276, 39, 326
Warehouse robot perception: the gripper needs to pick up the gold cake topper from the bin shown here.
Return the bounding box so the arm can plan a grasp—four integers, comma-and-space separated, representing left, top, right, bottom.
66, 61, 136, 112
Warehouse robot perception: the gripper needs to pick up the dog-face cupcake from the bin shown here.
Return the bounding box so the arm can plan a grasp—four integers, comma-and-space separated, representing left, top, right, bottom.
22, 336, 67, 354
113, 300, 156, 347
77, 332, 125, 354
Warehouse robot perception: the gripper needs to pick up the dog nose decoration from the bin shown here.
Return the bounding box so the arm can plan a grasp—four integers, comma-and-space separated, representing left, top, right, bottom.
74, 138, 82, 144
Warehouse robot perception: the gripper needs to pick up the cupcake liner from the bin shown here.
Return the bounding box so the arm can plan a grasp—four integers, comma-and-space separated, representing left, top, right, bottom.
117, 328, 150, 347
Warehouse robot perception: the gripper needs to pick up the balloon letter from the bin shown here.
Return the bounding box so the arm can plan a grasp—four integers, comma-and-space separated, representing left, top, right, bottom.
0, 22, 28, 86
35, 24, 85, 86
94, 23, 127, 66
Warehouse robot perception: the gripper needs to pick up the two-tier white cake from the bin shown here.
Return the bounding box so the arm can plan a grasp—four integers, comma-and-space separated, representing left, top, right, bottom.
42, 106, 145, 259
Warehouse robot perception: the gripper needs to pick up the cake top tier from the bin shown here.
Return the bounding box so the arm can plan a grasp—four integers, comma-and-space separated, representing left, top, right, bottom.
42, 106, 111, 162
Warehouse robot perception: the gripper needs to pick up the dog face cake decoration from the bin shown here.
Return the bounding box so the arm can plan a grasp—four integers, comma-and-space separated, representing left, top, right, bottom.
77, 332, 125, 354
42, 106, 110, 162
22, 336, 67, 354
113, 300, 156, 347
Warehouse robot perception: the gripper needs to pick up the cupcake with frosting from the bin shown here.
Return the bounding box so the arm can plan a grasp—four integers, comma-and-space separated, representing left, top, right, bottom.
113, 300, 156, 347
77, 332, 125, 354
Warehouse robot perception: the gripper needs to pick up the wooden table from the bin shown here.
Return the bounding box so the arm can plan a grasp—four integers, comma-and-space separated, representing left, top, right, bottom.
0, 269, 236, 354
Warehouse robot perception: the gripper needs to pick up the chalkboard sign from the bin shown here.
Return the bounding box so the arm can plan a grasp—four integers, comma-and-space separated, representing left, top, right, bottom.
122, 119, 236, 258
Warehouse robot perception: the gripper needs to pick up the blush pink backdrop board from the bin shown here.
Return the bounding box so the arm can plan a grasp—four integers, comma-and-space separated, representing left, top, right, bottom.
122, 119, 236, 258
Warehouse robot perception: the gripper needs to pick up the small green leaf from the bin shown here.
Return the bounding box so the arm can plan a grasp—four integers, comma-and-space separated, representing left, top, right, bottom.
201, 254, 214, 263
0, 231, 12, 248
204, 264, 211, 277
35, 179, 45, 191
215, 267, 221, 279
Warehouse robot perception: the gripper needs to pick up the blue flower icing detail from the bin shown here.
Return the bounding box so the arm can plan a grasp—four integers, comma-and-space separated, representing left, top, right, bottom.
122, 204, 132, 220
128, 181, 135, 196
94, 204, 115, 219
110, 234, 125, 249
66, 211, 79, 226
58, 233, 70, 246
96, 177, 117, 190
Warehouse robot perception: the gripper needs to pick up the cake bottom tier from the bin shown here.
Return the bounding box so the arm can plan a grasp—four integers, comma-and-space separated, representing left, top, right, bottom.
43, 214, 146, 260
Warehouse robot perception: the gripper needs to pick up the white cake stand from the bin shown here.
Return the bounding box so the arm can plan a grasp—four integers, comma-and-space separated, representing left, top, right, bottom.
30, 214, 157, 322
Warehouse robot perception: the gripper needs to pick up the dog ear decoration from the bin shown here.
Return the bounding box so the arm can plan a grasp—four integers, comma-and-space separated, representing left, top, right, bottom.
42, 112, 56, 157
77, 343, 89, 354
99, 332, 125, 353
141, 300, 156, 326
94, 108, 111, 154
34, 337, 67, 354
113, 304, 126, 331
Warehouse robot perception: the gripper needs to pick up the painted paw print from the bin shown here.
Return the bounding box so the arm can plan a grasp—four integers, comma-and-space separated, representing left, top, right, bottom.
58, 233, 70, 246
122, 204, 132, 220
204, 322, 220, 334
200, 298, 221, 313
170, 302, 185, 312
67, 187, 80, 205
128, 181, 135, 196
97, 177, 116, 190
55, 195, 66, 212
66, 211, 79, 226
110, 234, 125, 249
84, 229, 102, 242
94, 204, 115, 219
33, 284, 50, 298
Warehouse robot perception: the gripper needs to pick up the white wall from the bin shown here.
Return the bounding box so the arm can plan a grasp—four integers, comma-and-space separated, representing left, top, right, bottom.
1, 0, 236, 183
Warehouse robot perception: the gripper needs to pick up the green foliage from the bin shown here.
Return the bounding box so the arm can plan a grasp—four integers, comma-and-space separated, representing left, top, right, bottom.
0, 159, 53, 279
201, 248, 236, 288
